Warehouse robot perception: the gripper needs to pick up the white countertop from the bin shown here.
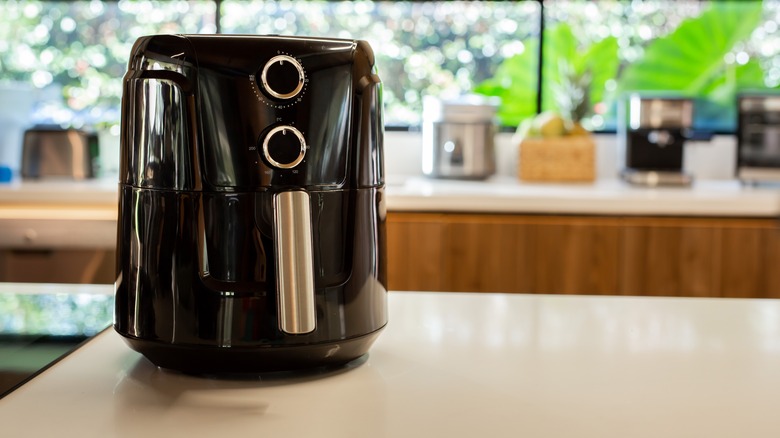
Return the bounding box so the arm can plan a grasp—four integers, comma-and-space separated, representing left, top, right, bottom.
0, 176, 780, 249
2, 132, 777, 219
3, 176, 780, 216
0, 179, 118, 249
2, 284, 780, 437
0, 178, 119, 205
389, 175, 780, 216
1, 176, 780, 248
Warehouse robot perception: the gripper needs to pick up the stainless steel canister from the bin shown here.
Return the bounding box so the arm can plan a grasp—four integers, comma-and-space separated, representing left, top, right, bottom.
422, 95, 498, 179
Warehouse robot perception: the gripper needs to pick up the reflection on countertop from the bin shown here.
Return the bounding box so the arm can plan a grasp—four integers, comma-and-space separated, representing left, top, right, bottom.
3, 286, 780, 437
0, 283, 113, 399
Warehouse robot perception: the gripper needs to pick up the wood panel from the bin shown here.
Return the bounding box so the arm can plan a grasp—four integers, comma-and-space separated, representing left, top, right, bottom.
386, 212, 780, 298
0, 249, 115, 284
718, 220, 780, 298
620, 218, 720, 297
388, 213, 621, 295
386, 214, 447, 291
444, 216, 526, 293
523, 219, 621, 295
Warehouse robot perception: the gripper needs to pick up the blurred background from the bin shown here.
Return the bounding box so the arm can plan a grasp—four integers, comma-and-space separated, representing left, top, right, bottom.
2, 0, 780, 294
1, 0, 777, 137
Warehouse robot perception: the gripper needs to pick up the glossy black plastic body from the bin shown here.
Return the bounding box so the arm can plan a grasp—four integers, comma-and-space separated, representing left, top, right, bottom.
625, 129, 686, 171
114, 35, 387, 373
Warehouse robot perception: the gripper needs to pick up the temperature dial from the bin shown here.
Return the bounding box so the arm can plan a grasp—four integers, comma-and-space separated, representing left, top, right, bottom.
261, 55, 305, 100
262, 125, 306, 169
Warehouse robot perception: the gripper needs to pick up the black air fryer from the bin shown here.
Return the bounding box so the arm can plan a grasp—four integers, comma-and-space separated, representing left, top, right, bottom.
114, 35, 387, 374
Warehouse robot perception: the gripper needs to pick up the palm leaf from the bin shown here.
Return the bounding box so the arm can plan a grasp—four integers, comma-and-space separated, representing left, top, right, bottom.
473, 39, 539, 126
618, 1, 764, 96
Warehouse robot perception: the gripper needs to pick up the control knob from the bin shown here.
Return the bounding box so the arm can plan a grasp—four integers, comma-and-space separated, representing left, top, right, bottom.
262, 125, 306, 169
261, 55, 305, 100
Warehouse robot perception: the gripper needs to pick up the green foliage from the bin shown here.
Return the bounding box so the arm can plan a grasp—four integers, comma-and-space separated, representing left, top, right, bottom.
473, 40, 538, 127
221, 1, 541, 127
475, 23, 618, 126
0, 1, 214, 123
543, 23, 619, 121
617, 1, 765, 96
0, 293, 112, 336
1, 1, 541, 127
477, 1, 774, 128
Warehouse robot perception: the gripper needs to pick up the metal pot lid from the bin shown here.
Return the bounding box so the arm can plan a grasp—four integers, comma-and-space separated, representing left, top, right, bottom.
423, 94, 499, 123
627, 93, 694, 129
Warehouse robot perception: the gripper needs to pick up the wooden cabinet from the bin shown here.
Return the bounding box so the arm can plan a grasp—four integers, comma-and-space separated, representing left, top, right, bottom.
385, 215, 447, 291
387, 213, 622, 295
620, 218, 721, 297
718, 221, 780, 298
0, 249, 115, 284
386, 212, 780, 298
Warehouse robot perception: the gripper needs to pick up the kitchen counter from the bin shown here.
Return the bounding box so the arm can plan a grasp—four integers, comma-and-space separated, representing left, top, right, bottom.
0, 179, 117, 249
2, 176, 780, 248
0, 178, 118, 205
2, 283, 780, 437
4, 175, 780, 216
389, 175, 780, 216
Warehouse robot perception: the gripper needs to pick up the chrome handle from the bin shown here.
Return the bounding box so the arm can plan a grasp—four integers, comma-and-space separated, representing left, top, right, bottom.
273, 191, 316, 334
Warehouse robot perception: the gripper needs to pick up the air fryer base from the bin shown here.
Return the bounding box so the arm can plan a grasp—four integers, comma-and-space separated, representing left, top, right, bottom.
118, 327, 385, 374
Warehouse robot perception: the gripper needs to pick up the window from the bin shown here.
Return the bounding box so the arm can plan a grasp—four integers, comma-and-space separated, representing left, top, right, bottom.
1, 0, 777, 133
0, 1, 215, 129
538, 0, 779, 132
220, 0, 541, 128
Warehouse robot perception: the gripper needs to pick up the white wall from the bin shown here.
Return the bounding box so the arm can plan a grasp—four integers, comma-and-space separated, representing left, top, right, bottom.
384, 131, 738, 181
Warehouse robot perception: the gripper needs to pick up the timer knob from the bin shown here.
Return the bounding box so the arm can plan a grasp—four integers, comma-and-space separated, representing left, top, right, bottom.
262, 125, 306, 169
261, 55, 305, 100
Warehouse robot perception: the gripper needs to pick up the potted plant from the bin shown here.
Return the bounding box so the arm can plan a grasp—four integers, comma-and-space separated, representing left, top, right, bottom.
476, 22, 618, 182
514, 64, 597, 183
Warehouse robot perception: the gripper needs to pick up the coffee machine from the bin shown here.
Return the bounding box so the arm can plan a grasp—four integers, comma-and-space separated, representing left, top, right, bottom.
619, 94, 697, 186
736, 92, 780, 183
114, 35, 387, 374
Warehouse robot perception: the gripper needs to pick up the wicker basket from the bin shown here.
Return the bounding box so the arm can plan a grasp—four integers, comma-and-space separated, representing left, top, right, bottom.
518, 135, 595, 182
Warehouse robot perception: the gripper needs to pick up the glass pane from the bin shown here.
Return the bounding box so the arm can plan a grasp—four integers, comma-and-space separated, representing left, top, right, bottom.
543, 0, 780, 132
220, 0, 541, 127
0, 0, 216, 173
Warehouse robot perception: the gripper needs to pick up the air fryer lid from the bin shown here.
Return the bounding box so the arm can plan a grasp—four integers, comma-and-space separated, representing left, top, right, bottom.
122, 35, 381, 192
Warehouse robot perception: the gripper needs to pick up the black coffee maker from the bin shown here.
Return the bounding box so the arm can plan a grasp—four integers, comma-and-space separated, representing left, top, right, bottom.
736, 92, 780, 183
114, 35, 387, 374
619, 94, 697, 186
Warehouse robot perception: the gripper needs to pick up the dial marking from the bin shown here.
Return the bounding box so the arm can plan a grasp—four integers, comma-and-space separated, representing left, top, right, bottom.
249, 51, 307, 109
